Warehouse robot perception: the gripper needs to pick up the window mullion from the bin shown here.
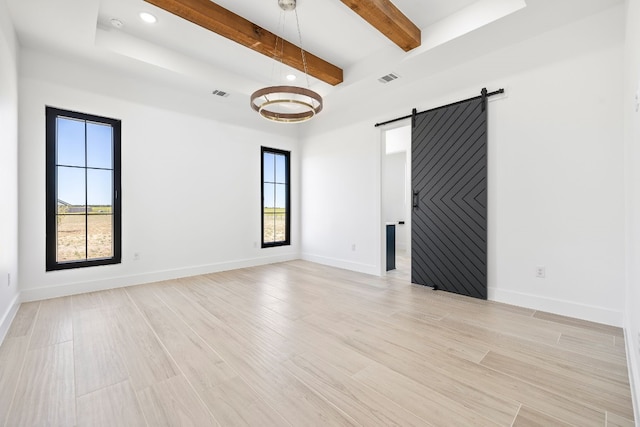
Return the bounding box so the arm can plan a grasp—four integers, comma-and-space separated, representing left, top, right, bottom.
272, 156, 276, 244
84, 120, 89, 260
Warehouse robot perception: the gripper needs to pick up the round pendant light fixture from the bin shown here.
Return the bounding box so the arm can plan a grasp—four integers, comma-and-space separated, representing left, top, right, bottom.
251, 85, 323, 123
250, 0, 323, 123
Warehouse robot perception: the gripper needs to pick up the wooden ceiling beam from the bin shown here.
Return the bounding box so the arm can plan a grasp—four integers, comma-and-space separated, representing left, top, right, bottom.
340, 0, 421, 51
144, 0, 343, 86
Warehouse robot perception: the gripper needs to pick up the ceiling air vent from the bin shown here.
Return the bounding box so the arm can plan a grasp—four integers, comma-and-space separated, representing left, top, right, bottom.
378, 72, 400, 84
212, 90, 230, 98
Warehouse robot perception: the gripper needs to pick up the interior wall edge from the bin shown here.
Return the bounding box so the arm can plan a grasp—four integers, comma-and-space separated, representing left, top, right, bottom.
19, 253, 299, 303
0, 293, 20, 346
623, 0, 640, 420
301, 253, 379, 276
624, 313, 640, 424
489, 286, 624, 327
0, 0, 20, 349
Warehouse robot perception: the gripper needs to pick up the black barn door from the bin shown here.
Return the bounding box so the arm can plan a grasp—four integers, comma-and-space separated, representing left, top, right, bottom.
411, 97, 487, 299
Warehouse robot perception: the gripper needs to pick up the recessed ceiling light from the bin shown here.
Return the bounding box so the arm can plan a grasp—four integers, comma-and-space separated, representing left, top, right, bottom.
110, 18, 124, 29
286, 74, 296, 81
139, 12, 157, 24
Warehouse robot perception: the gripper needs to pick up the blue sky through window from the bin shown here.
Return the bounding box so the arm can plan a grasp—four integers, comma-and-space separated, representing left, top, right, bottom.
57, 117, 85, 167
87, 122, 113, 169
275, 154, 285, 183
263, 152, 287, 209
263, 152, 274, 183
56, 117, 113, 206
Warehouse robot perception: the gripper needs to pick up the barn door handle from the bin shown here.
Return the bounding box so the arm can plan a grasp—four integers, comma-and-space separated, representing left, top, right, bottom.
412, 190, 420, 209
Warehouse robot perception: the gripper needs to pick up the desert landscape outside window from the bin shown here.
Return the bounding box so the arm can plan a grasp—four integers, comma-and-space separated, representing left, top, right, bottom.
45, 107, 121, 271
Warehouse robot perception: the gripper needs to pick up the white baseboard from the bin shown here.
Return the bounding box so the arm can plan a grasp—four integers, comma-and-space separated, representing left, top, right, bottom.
21, 254, 299, 302
301, 253, 379, 276
0, 293, 21, 345
489, 287, 624, 327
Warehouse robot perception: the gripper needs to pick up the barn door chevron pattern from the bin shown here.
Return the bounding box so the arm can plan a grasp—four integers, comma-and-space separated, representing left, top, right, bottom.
411, 97, 487, 299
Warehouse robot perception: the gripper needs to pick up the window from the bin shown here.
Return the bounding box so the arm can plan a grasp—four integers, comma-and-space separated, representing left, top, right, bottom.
261, 147, 290, 247
45, 107, 121, 271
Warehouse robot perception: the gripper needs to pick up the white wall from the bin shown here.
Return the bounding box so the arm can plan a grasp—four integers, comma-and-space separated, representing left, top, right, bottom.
383, 152, 407, 250
623, 0, 640, 420
301, 6, 626, 326
384, 126, 411, 253
18, 48, 300, 301
300, 123, 381, 275
0, 0, 20, 342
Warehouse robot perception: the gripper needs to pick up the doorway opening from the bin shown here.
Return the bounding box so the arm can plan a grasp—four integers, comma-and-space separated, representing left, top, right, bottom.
381, 124, 411, 281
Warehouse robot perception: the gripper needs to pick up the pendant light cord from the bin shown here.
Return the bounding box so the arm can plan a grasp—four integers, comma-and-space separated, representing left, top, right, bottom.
294, 8, 311, 89
270, 10, 287, 86
250, 0, 323, 123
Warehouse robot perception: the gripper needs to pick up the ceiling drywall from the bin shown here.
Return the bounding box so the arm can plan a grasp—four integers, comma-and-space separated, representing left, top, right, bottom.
5, 0, 624, 125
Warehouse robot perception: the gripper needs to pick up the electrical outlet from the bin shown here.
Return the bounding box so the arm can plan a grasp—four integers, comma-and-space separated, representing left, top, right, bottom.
253, 241, 258, 248
133, 252, 140, 261
351, 244, 356, 251
535, 266, 546, 278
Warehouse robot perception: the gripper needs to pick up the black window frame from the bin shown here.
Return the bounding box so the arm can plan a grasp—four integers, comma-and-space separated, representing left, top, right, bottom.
45, 106, 122, 271
261, 146, 291, 248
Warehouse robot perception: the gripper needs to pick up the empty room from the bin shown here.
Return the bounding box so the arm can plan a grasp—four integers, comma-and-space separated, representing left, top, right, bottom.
1, 0, 640, 425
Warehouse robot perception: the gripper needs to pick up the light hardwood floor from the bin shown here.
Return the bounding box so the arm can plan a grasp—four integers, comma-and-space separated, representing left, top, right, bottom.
0, 260, 635, 426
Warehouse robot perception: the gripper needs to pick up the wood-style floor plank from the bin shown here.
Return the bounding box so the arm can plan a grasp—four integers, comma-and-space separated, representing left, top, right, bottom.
442, 306, 563, 345
137, 375, 218, 426
0, 260, 635, 426
0, 337, 28, 425
154, 285, 357, 426
109, 303, 179, 391
72, 288, 130, 313
5, 302, 39, 339
127, 285, 238, 389
481, 350, 633, 419
283, 352, 430, 426
301, 312, 521, 424
76, 380, 146, 427
5, 341, 75, 426
607, 411, 636, 427
558, 332, 628, 363
195, 376, 290, 427
439, 315, 631, 380
73, 307, 130, 396
28, 297, 72, 350
354, 362, 502, 426
0, 301, 39, 424
615, 335, 627, 348
533, 310, 624, 337
512, 406, 573, 426
127, 284, 289, 426
410, 339, 608, 426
